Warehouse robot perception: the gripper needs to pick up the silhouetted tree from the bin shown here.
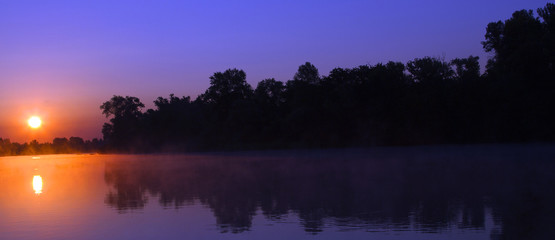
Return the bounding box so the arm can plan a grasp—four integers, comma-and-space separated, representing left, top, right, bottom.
0, 138, 15, 156
281, 62, 327, 147
69, 137, 85, 152
293, 62, 320, 84
53, 137, 70, 153
254, 78, 285, 108
538, 3, 555, 76
195, 69, 257, 148
482, 9, 547, 82
481, 4, 555, 141
451, 56, 480, 82
199, 69, 253, 107
100, 95, 145, 119
407, 57, 454, 84
100, 95, 145, 151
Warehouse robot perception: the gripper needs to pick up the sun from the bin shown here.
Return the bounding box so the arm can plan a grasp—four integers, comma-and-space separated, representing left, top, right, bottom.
28, 116, 42, 129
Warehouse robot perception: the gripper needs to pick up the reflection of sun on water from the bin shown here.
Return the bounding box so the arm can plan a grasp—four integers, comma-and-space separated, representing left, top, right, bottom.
33, 175, 43, 195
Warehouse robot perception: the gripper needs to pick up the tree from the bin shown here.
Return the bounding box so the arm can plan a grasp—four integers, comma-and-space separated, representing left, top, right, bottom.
154, 94, 191, 111
201, 69, 253, 107
482, 9, 545, 80
100, 95, 145, 119
293, 62, 320, 84
147, 94, 205, 149
254, 78, 285, 107
480, 4, 555, 142
69, 137, 85, 152
52, 137, 70, 153
451, 56, 480, 82
100, 95, 145, 151
538, 3, 555, 75
407, 57, 454, 84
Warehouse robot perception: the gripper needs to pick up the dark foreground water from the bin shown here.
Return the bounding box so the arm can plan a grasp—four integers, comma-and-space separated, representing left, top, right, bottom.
1, 144, 554, 239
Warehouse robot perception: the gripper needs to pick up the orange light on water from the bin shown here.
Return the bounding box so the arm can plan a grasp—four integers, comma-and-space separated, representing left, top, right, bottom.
28, 116, 42, 129
33, 175, 43, 195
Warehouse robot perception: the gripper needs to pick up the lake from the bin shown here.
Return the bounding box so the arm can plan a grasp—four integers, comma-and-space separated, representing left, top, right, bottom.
1, 144, 554, 239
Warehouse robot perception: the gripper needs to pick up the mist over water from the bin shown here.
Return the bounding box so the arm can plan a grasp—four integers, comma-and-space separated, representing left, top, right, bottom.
0, 144, 554, 239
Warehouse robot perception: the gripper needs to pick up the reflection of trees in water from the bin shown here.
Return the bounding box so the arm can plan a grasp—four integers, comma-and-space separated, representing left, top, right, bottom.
103, 148, 555, 238
104, 167, 149, 212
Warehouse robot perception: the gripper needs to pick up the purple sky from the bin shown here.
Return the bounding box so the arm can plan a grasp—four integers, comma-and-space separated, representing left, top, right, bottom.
0, 0, 551, 142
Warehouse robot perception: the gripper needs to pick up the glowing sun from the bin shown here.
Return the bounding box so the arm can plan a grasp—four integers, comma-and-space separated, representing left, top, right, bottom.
28, 116, 42, 129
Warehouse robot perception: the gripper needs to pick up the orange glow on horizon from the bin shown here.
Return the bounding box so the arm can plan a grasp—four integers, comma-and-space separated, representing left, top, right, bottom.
0, 98, 104, 142
28, 116, 42, 129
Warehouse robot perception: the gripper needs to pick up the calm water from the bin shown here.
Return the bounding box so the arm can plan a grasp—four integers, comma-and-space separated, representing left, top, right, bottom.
1, 145, 554, 239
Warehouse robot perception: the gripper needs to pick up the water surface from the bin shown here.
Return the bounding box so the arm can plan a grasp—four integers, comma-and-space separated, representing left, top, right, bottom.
1, 145, 554, 239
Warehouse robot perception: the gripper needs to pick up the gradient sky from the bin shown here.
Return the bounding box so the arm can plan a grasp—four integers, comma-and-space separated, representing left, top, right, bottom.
0, 0, 551, 142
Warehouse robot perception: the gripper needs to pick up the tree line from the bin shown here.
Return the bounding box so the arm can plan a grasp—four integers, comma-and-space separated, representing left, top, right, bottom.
0, 137, 103, 156
100, 3, 555, 153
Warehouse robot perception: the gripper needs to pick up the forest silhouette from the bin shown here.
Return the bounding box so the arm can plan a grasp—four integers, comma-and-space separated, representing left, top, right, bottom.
0, 137, 102, 156
1, 3, 554, 155
99, 3, 555, 153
